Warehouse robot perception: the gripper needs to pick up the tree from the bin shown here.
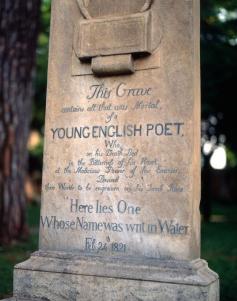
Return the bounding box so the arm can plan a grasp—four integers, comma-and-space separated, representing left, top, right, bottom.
200, 0, 237, 220
0, 0, 41, 244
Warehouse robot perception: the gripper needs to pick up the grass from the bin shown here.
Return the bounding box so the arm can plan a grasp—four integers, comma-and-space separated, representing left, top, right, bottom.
0, 203, 40, 299
201, 203, 237, 301
0, 202, 237, 300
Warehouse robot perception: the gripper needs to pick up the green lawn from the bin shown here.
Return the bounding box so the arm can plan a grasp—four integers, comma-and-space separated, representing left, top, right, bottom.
201, 204, 237, 301
0, 202, 237, 300
0, 203, 40, 299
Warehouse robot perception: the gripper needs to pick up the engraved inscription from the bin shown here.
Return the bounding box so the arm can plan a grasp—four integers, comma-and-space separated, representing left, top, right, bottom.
41, 80, 190, 256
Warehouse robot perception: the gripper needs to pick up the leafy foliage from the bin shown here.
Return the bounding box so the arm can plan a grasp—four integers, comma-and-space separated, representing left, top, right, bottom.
201, 0, 237, 152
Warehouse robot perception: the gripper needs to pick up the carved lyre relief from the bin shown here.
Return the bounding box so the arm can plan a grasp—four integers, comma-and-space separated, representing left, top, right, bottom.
73, 0, 159, 76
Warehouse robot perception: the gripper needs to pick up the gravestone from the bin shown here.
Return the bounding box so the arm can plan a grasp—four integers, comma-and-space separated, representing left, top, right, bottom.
5, 0, 219, 300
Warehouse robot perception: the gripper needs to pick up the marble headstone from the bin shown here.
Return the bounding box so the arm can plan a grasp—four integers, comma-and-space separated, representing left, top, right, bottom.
5, 0, 219, 300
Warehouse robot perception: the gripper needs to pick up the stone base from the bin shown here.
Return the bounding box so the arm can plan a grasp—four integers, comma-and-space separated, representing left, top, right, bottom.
2, 298, 47, 301
9, 251, 219, 301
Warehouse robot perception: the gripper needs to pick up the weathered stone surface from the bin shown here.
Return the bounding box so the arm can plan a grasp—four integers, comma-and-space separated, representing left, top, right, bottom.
2, 296, 47, 300
75, 0, 155, 74
39, 0, 201, 261
13, 252, 219, 301
91, 54, 135, 76
77, 12, 152, 60
72, 0, 161, 76
77, 0, 153, 19
2, 0, 219, 300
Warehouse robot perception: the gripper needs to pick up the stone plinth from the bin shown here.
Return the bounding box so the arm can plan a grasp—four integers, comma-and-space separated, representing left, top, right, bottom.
12, 251, 219, 301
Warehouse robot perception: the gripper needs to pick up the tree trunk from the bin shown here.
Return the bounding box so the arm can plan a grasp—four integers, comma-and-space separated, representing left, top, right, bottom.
0, 0, 41, 244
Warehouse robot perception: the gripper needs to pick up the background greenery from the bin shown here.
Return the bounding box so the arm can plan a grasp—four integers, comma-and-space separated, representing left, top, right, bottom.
1, 0, 237, 300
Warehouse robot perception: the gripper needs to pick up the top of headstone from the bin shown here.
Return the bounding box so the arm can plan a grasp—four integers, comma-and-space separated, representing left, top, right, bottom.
78, 0, 153, 19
